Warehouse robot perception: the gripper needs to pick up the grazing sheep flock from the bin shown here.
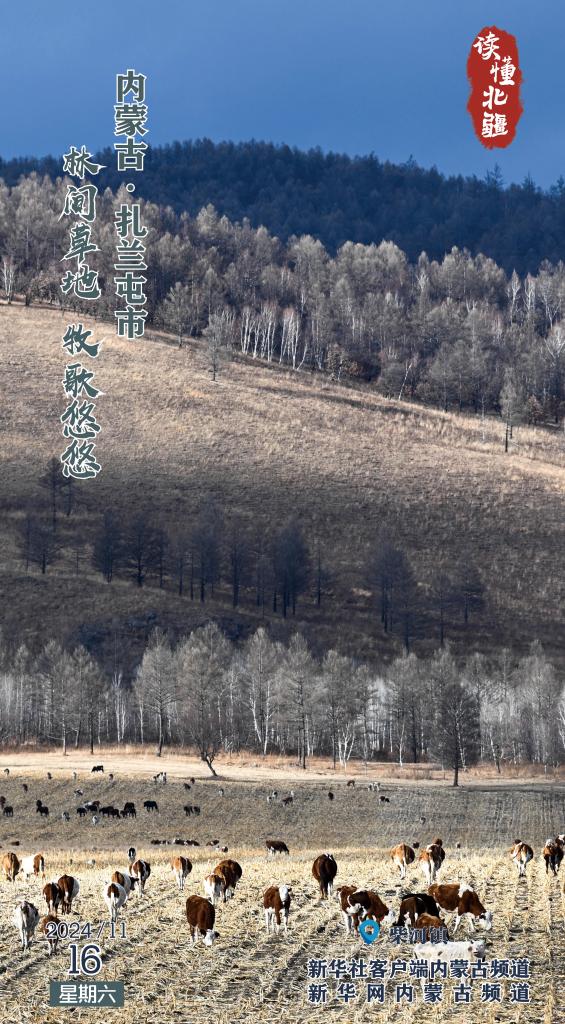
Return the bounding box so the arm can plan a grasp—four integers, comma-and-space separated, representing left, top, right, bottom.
0, 765, 563, 1022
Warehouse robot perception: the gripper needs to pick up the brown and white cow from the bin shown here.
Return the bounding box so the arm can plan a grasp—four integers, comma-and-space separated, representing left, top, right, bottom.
111, 870, 137, 897
312, 853, 337, 898
390, 843, 415, 880
3, 852, 20, 882
204, 873, 225, 906
171, 856, 192, 890
343, 889, 396, 930
418, 839, 445, 885
43, 882, 62, 914
263, 885, 292, 933
57, 875, 80, 914
21, 854, 45, 880
428, 882, 493, 932
12, 901, 40, 950
186, 895, 219, 946
337, 885, 361, 933
213, 859, 242, 902
130, 859, 151, 895
543, 839, 564, 876
395, 891, 440, 927
103, 881, 127, 923
39, 914, 60, 956
510, 840, 533, 877
266, 840, 290, 856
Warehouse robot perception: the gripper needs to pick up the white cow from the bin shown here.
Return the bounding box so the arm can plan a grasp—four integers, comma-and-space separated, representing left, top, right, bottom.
12, 901, 40, 950
412, 937, 486, 987
21, 854, 45, 880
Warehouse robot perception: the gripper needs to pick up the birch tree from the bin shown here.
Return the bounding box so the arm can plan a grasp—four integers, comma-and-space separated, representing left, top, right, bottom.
242, 628, 280, 754
134, 630, 178, 755
176, 622, 231, 774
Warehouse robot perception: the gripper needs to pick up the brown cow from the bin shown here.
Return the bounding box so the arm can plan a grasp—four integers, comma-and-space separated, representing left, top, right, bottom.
39, 914, 60, 956
263, 885, 292, 933
312, 853, 337, 898
390, 843, 415, 880
43, 882, 62, 914
510, 840, 533, 877
186, 895, 219, 946
171, 856, 192, 890
429, 883, 493, 932
57, 875, 80, 914
413, 912, 449, 940
3, 852, 20, 882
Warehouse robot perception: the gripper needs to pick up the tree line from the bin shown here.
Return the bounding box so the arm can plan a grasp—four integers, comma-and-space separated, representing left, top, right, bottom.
0, 626, 562, 784
1, 174, 565, 427
19, 459, 485, 655
2, 140, 565, 273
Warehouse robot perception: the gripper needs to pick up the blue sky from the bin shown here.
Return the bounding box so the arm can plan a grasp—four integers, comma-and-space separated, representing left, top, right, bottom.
3, 0, 564, 188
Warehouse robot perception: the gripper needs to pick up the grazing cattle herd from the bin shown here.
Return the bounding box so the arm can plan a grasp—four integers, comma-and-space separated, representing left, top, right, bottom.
1, 767, 564, 990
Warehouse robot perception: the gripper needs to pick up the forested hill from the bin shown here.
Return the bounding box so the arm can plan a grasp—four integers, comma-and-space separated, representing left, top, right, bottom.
2, 139, 565, 274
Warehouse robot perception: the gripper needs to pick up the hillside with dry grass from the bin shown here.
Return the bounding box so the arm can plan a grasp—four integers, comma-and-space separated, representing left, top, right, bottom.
0, 302, 564, 668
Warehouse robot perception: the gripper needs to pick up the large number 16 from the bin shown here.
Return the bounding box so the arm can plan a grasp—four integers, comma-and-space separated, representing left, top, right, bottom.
68, 943, 102, 976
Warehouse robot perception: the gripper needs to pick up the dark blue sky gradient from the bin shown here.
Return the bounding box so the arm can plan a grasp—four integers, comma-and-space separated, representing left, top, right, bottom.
3, 0, 563, 188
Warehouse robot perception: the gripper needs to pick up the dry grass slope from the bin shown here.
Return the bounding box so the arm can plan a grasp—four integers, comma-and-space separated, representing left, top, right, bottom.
0, 303, 564, 664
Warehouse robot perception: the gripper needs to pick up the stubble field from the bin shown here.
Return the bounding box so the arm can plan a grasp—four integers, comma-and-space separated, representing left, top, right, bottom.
0, 761, 565, 1023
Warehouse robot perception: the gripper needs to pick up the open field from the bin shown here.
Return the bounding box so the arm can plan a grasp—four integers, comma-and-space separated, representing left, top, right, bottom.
1, 748, 565, 787
1, 758, 565, 1023
1, 303, 565, 667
